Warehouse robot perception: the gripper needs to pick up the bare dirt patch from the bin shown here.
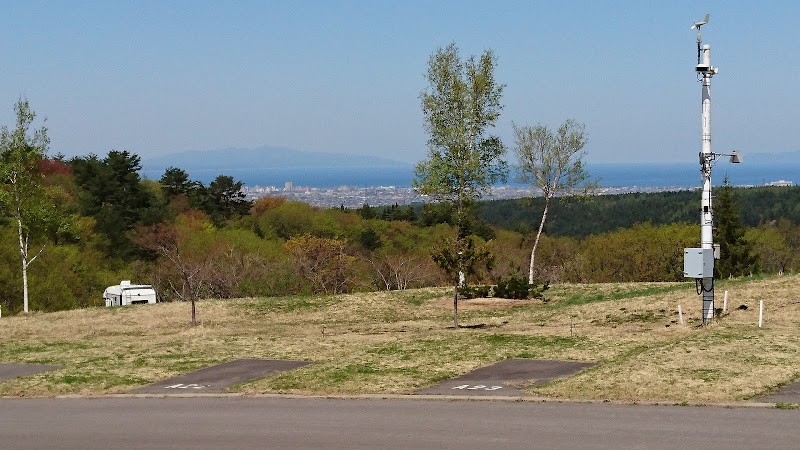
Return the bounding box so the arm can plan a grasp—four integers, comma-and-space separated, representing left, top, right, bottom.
430, 296, 536, 310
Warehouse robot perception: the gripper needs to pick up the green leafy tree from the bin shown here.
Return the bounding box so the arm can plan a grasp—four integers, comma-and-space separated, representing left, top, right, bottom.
714, 176, 757, 278
413, 43, 507, 327
258, 201, 316, 240
746, 225, 792, 274
0, 99, 67, 313
513, 119, 596, 283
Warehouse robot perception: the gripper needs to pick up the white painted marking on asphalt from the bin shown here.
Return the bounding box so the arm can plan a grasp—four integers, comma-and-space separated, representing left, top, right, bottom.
451, 384, 503, 391
165, 383, 206, 389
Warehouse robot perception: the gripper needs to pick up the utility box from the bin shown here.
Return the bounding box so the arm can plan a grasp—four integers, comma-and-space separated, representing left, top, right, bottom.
684, 248, 714, 278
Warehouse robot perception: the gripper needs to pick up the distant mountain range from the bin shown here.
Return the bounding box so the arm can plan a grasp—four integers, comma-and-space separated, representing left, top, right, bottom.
137, 146, 800, 188
141, 146, 800, 172
140, 146, 412, 172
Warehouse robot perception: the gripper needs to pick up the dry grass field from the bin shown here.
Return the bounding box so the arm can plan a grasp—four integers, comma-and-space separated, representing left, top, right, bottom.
1, 274, 799, 403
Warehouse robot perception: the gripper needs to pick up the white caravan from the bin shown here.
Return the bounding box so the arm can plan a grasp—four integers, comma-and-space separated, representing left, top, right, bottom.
103, 281, 157, 307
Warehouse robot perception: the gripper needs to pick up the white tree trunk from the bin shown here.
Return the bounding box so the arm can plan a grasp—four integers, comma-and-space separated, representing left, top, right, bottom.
16, 214, 29, 313
529, 196, 551, 284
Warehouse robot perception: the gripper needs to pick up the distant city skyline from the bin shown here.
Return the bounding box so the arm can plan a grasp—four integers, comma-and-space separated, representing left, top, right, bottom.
1, 1, 798, 164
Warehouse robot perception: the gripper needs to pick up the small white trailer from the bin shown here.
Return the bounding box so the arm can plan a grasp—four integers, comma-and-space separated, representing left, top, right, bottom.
104, 281, 157, 307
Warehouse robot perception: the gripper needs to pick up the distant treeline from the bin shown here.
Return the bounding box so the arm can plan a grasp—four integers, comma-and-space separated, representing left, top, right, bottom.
3, 148, 800, 316
474, 186, 800, 238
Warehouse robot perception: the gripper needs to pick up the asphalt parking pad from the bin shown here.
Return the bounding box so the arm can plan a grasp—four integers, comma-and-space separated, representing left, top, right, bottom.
417, 359, 595, 396
754, 380, 800, 404
0, 363, 61, 382
134, 359, 310, 394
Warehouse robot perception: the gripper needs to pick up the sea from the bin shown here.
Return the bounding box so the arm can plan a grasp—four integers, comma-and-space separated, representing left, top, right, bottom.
141, 160, 798, 190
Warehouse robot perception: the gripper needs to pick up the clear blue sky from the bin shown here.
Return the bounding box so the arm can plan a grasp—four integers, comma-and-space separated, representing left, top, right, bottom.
1, 1, 798, 164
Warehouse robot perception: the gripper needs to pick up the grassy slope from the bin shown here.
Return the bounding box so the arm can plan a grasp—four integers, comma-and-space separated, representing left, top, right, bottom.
1, 275, 798, 403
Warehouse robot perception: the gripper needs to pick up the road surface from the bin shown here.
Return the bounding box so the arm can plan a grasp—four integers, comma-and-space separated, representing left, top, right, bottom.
0, 397, 796, 449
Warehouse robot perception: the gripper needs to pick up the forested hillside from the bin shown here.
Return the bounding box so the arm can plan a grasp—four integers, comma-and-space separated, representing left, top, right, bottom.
2, 147, 800, 315
475, 186, 800, 237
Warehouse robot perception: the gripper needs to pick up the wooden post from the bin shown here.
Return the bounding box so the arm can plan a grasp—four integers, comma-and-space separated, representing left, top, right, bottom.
759, 300, 764, 328
678, 305, 685, 326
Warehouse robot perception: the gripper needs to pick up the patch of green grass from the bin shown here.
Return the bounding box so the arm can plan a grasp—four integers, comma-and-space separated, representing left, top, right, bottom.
716, 273, 769, 288
262, 360, 458, 394
54, 374, 96, 385
513, 352, 542, 358
264, 363, 383, 390
328, 363, 379, 382
162, 358, 220, 373
775, 402, 799, 410
690, 368, 722, 383
368, 342, 413, 360
22, 358, 60, 364
482, 334, 583, 350
365, 334, 586, 370
399, 290, 445, 306
0, 340, 92, 358
550, 285, 688, 309
44, 371, 149, 389
366, 338, 456, 362
239, 295, 341, 314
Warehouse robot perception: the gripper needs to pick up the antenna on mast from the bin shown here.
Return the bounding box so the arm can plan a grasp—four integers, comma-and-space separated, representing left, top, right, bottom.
691, 14, 710, 63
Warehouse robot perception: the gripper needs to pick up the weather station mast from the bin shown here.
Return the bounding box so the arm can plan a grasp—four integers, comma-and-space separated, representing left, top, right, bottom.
683, 14, 741, 325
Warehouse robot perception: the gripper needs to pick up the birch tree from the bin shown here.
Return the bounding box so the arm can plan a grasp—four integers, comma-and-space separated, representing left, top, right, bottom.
0, 99, 62, 313
413, 43, 507, 327
513, 119, 595, 284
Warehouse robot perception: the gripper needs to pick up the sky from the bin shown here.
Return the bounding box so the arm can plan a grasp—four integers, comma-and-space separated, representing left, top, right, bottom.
1, 1, 798, 164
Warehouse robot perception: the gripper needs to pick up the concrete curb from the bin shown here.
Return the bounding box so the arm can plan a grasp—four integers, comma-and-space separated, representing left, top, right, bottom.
41, 392, 792, 409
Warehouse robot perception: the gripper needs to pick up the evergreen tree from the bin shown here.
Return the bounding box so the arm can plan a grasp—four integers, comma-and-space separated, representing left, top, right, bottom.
70, 150, 158, 256
357, 203, 376, 220
714, 176, 758, 278
160, 167, 202, 200
203, 175, 251, 226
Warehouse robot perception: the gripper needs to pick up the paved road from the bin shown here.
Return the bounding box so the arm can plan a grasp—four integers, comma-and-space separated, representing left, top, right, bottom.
0, 397, 796, 449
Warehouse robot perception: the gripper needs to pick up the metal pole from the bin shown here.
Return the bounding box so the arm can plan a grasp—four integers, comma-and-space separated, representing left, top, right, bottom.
696, 29, 718, 324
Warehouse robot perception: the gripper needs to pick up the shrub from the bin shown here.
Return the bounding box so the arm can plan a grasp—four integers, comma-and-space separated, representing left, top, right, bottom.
458, 284, 491, 299
494, 274, 549, 300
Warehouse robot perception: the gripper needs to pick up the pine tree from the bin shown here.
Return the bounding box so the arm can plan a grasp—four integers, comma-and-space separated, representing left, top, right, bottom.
714, 176, 758, 278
